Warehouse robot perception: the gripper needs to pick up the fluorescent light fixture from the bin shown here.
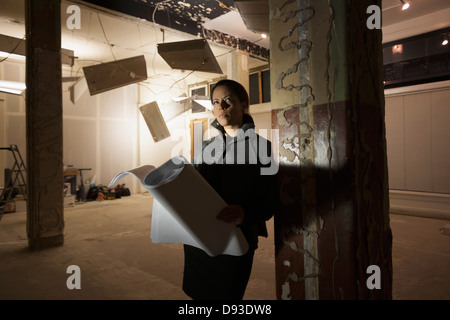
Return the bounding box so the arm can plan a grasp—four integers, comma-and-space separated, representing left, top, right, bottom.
0, 34, 75, 66
0, 51, 26, 62
0, 80, 26, 95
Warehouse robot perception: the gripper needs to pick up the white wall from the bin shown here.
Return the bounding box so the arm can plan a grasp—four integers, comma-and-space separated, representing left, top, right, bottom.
250, 102, 272, 133
385, 80, 450, 217
62, 77, 139, 194
0, 61, 26, 189
0, 59, 142, 194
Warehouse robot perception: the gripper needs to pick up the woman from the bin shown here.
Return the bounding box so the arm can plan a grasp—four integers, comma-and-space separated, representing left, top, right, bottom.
182, 79, 278, 300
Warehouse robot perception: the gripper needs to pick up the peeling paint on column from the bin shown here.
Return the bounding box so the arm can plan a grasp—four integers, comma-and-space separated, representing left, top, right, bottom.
281, 281, 291, 300
279, 138, 298, 163
272, 0, 392, 300
271, 0, 321, 300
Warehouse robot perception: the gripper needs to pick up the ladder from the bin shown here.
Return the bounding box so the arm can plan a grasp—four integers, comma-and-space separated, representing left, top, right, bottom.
0, 144, 27, 220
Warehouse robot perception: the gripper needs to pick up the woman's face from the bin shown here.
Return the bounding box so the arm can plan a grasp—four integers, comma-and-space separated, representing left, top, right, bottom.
212, 85, 248, 130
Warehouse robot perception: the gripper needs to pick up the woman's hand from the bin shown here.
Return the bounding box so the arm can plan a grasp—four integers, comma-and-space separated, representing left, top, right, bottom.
216, 205, 244, 226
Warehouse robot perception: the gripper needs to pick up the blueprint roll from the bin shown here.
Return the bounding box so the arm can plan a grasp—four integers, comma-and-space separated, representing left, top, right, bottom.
145, 156, 249, 257
110, 156, 249, 257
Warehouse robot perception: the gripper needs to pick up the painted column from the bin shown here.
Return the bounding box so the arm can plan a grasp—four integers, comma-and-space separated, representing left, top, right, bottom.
227, 50, 250, 93
25, 0, 64, 250
270, 0, 392, 299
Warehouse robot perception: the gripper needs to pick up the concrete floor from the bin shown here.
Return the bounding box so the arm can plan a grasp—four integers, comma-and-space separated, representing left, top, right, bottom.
0, 193, 449, 300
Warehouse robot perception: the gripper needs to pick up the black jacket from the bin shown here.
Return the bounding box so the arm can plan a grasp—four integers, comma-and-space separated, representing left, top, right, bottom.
193, 114, 278, 250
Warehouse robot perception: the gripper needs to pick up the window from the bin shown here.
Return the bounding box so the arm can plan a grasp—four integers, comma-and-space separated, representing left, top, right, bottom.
249, 69, 271, 105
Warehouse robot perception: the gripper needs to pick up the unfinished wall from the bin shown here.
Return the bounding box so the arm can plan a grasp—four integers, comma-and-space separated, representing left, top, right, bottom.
385, 86, 450, 194
62, 79, 139, 194
0, 61, 26, 175
385, 82, 450, 218
0, 59, 141, 194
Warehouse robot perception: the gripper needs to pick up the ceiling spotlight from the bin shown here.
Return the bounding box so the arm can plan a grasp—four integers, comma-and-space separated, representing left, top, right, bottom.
261, 33, 268, 39
442, 33, 449, 46
401, 0, 410, 10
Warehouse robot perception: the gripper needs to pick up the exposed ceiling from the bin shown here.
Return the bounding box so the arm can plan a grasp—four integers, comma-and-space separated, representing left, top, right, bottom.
382, 0, 449, 24
0, 0, 449, 91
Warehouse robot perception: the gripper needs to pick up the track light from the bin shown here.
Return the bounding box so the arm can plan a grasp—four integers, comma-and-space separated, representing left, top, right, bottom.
442, 33, 449, 46
401, 0, 410, 10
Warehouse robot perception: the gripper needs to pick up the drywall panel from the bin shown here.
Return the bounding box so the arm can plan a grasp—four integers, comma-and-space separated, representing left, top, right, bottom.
99, 85, 137, 119
4, 114, 26, 168
63, 118, 97, 178
0, 97, 4, 188
2, 62, 25, 113
63, 80, 97, 118
385, 96, 405, 190
431, 90, 450, 193
403, 93, 432, 192
99, 118, 137, 192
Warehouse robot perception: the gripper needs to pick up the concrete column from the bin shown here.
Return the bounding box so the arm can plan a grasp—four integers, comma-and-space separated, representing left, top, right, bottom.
226, 50, 250, 93
270, 0, 392, 299
25, 0, 64, 250
0, 97, 5, 187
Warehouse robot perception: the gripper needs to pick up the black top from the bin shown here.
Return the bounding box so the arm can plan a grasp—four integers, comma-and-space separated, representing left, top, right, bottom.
192, 114, 279, 250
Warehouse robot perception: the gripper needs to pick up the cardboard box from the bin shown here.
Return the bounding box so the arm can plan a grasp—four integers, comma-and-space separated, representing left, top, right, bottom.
64, 195, 76, 207
5, 200, 15, 213
64, 168, 78, 176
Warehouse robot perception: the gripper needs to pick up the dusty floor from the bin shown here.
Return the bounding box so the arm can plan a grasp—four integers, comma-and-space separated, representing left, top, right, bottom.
0, 193, 449, 300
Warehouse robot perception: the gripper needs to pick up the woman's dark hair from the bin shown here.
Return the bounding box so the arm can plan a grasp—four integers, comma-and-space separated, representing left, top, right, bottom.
210, 79, 249, 106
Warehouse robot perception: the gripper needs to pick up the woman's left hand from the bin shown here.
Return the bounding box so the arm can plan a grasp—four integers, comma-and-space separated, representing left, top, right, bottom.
216, 205, 244, 226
